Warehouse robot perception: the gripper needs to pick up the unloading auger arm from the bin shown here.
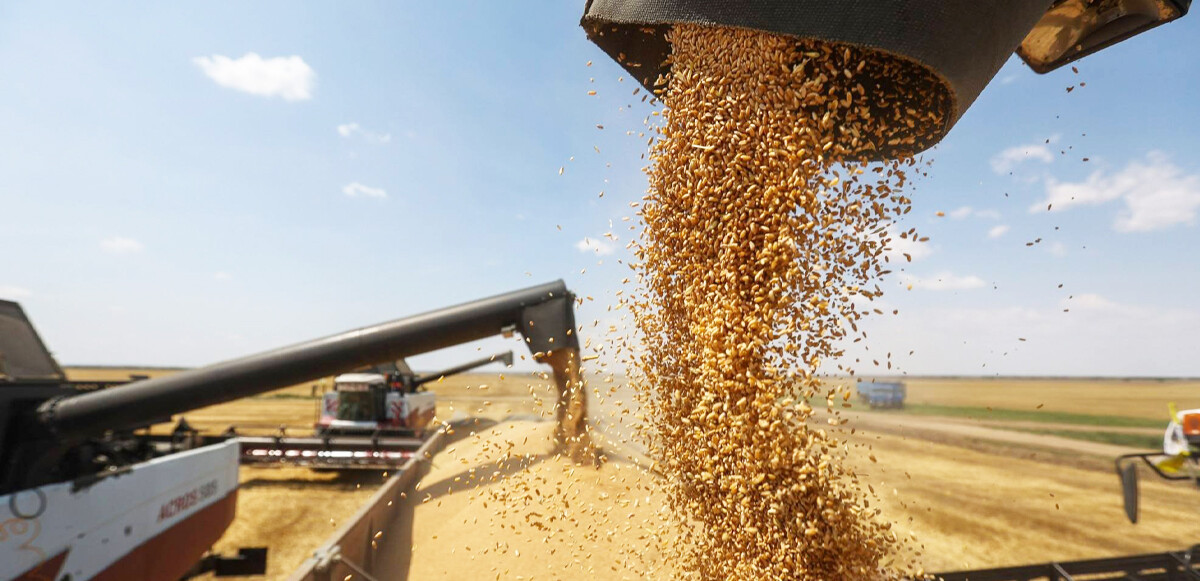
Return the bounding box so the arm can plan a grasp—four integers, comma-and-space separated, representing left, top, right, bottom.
1, 281, 577, 493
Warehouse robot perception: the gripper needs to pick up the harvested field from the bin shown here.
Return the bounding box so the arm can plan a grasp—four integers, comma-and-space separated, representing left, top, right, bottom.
60, 368, 1200, 578
64, 366, 186, 382
848, 430, 1200, 573
401, 416, 1199, 579
846, 410, 1147, 458
898, 377, 1200, 420
66, 368, 1194, 430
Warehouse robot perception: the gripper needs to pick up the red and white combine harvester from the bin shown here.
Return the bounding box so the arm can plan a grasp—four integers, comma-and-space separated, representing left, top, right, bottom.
316, 354, 512, 438
319, 367, 439, 437
0, 281, 579, 581
239, 353, 514, 469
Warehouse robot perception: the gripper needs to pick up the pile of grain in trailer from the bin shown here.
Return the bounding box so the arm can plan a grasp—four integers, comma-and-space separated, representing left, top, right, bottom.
202, 467, 382, 581
625, 24, 949, 580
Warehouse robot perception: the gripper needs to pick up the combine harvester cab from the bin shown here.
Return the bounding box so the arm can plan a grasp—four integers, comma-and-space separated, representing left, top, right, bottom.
317, 370, 438, 437
315, 352, 511, 439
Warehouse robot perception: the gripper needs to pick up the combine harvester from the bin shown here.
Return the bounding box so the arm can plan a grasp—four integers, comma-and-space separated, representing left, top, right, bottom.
240, 352, 515, 469
314, 351, 512, 440
0, 281, 579, 581
316, 353, 513, 438
1116, 405, 1200, 523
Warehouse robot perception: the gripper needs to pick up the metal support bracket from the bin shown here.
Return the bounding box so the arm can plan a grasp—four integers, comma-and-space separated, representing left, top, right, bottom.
311, 545, 379, 581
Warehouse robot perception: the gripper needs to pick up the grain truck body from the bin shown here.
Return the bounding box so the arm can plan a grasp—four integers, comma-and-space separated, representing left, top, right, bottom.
856, 380, 906, 409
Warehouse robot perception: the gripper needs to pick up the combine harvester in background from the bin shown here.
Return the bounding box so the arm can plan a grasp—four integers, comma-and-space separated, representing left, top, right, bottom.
1116, 404, 1200, 523
315, 352, 513, 439
0, 281, 579, 581
239, 351, 515, 469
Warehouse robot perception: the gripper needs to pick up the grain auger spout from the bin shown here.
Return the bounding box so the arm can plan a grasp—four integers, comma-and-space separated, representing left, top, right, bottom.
581, 0, 1189, 159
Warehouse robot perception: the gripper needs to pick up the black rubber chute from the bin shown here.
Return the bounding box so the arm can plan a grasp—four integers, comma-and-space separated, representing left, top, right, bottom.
1120, 460, 1139, 523
581, 0, 1055, 156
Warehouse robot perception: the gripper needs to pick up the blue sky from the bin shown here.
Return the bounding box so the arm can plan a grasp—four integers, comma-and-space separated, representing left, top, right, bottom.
1, 2, 1197, 377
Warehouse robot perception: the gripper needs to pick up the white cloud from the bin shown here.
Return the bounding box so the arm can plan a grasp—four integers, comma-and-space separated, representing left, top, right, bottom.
1037, 171, 1124, 211
342, 182, 387, 199
1032, 152, 1200, 232
948, 206, 1002, 221
882, 226, 932, 263
576, 237, 615, 256
193, 53, 315, 101
949, 206, 973, 220
900, 272, 986, 291
101, 236, 144, 254
1065, 293, 1117, 311
990, 142, 1055, 174
987, 224, 1010, 239
214, 272, 233, 281
1047, 241, 1068, 257
846, 296, 1200, 376
337, 122, 392, 144
0, 285, 33, 300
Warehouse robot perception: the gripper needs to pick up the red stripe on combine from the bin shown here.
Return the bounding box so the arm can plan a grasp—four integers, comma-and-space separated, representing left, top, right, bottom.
87, 489, 238, 581
14, 550, 68, 581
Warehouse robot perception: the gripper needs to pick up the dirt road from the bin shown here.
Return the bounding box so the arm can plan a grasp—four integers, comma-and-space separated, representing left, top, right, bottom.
933, 417, 1162, 435
845, 410, 1145, 458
